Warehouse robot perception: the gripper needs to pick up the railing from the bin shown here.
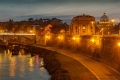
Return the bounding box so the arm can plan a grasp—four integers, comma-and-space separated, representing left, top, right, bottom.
0, 33, 35, 35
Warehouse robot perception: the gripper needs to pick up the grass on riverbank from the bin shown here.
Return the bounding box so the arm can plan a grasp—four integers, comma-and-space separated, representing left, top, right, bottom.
55, 53, 98, 80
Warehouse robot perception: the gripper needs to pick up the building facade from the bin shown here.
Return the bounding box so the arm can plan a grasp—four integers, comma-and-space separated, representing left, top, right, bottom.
96, 13, 115, 35
69, 14, 95, 35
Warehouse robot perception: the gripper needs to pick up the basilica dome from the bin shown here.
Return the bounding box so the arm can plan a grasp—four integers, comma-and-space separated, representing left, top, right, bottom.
100, 13, 109, 22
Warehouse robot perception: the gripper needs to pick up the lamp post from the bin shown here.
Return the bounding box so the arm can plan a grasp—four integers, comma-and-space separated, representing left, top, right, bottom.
91, 38, 96, 54
45, 35, 51, 45
72, 36, 79, 50
117, 42, 120, 54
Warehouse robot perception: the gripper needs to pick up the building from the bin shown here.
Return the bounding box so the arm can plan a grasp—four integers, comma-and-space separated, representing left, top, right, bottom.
96, 13, 115, 35
50, 18, 62, 27
69, 14, 95, 35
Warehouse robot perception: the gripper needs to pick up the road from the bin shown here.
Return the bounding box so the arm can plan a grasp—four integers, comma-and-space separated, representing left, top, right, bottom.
39, 46, 120, 80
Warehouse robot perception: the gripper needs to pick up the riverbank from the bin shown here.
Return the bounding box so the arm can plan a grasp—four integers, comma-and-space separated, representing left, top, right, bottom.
5, 42, 120, 79
0, 45, 97, 80
43, 49, 97, 80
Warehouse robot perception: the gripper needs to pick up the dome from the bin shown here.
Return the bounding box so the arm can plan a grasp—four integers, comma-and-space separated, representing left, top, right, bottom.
100, 13, 109, 22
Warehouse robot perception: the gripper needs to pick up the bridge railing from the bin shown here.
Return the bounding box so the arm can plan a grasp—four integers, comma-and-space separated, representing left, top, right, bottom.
0, 33, 35, 35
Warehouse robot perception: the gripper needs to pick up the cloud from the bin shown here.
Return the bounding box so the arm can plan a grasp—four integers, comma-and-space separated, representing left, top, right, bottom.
13, 14, 74, 23
0, 0, 120, 5
0, 0, 120, 24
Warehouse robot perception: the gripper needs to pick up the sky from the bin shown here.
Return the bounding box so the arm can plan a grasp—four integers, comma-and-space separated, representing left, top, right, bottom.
0, 0, 120, 24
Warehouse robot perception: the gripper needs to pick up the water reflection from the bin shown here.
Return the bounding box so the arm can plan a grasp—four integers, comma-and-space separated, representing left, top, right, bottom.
0, 49, 50, 80
9, 56, 16, 77
29, 58, 34, 71
18, 55, 25, 77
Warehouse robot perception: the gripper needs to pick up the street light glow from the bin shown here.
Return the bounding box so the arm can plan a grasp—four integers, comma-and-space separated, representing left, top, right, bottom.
118, 42, 120, 47
45, 35, 51, 39
58, 36, 61, 39
30, 30, 33, 33
58, 35, 64, 40
111, 19, 114, 22
72, 36, 79, 42
72, 37, 76, 40
91, 38, 95, 43
91, 21, 94, 24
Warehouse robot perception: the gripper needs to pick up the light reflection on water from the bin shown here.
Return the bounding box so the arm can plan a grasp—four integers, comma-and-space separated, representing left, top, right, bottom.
0, 50, 50, 80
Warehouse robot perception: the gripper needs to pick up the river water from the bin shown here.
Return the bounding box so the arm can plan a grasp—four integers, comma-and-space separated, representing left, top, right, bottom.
0, 49, 50, 80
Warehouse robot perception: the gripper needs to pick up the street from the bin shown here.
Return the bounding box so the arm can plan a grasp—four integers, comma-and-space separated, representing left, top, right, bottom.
41, 46, 120, 80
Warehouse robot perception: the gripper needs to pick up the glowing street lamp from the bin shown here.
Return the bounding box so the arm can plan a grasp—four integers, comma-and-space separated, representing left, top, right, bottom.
91, 21, 94, 24
44, 35, 51, 45
45, 35, 51, 40
58, 35, 64, 41
72, 36, 79, 43
30, 30, 33, 33
91, 38, 95, 43
58, 36, 61, 39
118, 42, 120, 47
111, 19, 114, 22
72, 36, 76, 40
117, 42, 120, 53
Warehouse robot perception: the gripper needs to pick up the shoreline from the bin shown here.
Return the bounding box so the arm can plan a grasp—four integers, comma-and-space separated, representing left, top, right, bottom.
43, 49, 97, 80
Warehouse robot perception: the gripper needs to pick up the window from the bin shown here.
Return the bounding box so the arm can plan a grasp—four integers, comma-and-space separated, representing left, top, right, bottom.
83, 27, 85, 29
82, 25, 85, 29
91, 26, 92, 29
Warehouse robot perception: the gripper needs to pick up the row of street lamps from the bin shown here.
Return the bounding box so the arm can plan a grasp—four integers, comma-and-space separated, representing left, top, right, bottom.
45, 34, 120, 49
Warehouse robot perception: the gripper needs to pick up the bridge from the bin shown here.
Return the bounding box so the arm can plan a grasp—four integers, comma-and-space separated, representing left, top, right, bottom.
0, 33, 46, 46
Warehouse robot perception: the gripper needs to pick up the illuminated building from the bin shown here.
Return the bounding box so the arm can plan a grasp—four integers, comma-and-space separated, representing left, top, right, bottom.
69, 14, 95, 35
96, 13, 115, 35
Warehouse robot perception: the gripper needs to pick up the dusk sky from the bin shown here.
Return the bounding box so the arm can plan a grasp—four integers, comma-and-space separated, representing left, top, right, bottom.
0, 0, 120, 24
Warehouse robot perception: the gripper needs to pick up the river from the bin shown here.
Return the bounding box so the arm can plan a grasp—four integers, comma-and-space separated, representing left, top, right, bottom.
0, 49, 50, 80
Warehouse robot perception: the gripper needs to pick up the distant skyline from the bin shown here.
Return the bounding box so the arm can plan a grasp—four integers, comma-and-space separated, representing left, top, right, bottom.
0, 0, 120, 24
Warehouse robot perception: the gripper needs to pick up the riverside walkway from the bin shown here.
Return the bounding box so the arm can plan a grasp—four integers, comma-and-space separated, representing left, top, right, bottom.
37, 46, 120, 80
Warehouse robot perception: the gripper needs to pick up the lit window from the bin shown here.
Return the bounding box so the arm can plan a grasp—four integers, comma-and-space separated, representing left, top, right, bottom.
82, 26, 85, 29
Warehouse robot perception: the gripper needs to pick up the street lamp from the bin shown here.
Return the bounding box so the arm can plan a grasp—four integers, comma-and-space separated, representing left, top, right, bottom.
45, 35, 51, 40
117, 42, 120, 54
44, 34, 51, 45
72, 36, 76, 41
58, 35, 64, 41
111, 19, 115, 27
30, 30, 33, 33
111, 19, 115, 23
91, 38, 95, 43
72, 36, 79, 43
118, 42, 120, 47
